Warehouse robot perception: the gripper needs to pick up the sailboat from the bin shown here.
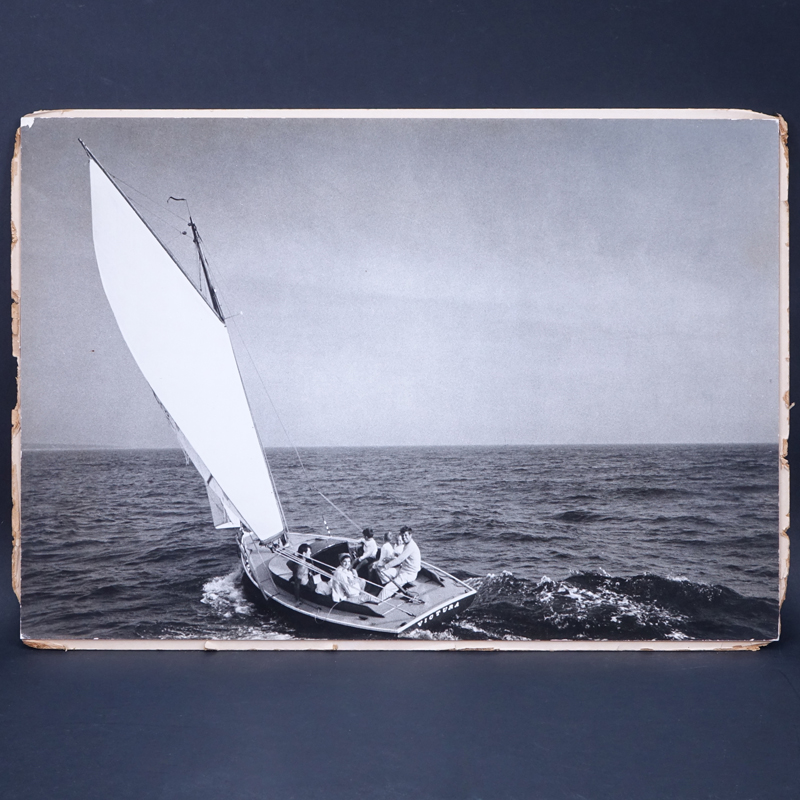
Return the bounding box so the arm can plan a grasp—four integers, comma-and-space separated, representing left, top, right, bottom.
82, 142, 477, 637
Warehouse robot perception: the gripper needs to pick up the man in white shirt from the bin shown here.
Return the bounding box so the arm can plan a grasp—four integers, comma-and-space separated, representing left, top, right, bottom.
377, 526, 421, 601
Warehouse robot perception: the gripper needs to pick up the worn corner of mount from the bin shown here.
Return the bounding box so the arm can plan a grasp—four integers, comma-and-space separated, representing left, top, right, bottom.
23, 639, 69, 651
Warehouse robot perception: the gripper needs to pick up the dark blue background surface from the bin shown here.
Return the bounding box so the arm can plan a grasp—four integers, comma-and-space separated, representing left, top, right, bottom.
2, 2, 799, 798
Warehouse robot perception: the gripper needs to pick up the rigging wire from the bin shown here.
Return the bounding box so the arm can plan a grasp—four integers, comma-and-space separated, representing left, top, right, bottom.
109, 176, 191, 237
111, 174, 192, 225
226, 316, 364, 534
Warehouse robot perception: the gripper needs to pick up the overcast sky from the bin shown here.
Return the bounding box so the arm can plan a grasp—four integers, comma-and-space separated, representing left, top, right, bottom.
20, 114, 780, 448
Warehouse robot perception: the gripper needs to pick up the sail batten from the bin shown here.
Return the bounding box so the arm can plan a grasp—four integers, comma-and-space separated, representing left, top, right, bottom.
88, 158, 285, 542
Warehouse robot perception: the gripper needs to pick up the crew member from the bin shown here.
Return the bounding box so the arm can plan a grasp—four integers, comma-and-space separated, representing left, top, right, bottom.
377, 526, 421, 601
288, 543, 315, 601
331, 552, 376, 604
352, 527, 378, 572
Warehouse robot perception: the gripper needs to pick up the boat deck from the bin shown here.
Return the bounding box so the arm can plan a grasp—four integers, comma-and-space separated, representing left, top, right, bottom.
240, 531, 476, 636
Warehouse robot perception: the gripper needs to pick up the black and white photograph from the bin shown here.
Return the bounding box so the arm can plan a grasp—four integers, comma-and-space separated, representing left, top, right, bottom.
15, 110, 787, 648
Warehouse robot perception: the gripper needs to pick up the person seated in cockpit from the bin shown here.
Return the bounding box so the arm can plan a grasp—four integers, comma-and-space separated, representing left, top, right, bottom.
371, 531, 399, 586
331, 553, 377, 604
376, 526, 421, 602
351, 527, 378, 573
288, 543, 315, 601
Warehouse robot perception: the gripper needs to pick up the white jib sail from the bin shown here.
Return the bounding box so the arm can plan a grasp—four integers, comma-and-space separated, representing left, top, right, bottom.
88, 158, 285, 541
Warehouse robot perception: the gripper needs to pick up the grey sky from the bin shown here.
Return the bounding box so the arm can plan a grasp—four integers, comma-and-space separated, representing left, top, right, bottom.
20, 115, 780, 447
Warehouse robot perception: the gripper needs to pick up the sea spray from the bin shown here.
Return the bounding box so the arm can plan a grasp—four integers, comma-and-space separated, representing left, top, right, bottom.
201, 568, 254, 618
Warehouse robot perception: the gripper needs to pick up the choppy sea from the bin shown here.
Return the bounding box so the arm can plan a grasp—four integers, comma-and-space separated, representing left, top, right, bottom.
20, 444, 780, 642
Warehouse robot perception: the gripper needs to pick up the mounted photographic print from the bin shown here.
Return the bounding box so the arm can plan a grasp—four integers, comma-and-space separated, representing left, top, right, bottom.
11, 109, 788, 650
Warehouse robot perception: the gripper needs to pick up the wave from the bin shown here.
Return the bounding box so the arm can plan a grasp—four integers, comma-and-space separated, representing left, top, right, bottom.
441, 571, 779, 641
652, 514, 714, 525
200, 568, 256, 618
553, 510, 607, 523
189, 567, 778, 643
617, 487, 696, 499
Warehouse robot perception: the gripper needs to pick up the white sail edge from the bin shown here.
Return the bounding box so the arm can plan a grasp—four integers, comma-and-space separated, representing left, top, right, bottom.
167, 408, 245, 530
87, 154, 286, 542
206, 480, 243, 530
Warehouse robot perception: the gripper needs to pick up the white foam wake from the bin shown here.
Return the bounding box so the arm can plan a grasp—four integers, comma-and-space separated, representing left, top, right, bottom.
201, 569, 254, 618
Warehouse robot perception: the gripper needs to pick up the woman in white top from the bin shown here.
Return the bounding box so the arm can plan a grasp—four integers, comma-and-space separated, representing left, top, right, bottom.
331, 553, 376, 604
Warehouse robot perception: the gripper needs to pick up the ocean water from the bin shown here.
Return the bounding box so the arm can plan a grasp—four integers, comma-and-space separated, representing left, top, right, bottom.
20, 444, 780, 642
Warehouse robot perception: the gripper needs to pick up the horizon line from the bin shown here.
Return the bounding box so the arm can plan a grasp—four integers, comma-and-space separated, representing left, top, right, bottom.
22, 441, 778, 452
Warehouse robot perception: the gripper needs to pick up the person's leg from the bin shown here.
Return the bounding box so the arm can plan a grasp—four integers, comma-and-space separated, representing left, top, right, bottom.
373, 564, 397, 585
378, 579, 400, 601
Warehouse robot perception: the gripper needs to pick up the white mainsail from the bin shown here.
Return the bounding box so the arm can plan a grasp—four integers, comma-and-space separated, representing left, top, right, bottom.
87, 155, 285, 542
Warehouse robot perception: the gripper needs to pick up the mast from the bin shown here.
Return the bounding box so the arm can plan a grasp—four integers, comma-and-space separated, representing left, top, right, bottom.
186, 217, 224, 321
